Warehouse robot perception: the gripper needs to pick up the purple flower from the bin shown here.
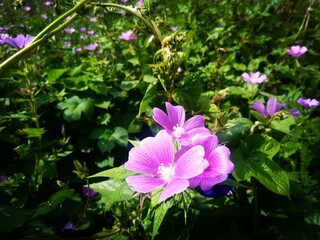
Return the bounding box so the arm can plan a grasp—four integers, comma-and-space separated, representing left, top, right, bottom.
119, 31, 135, 41
0, 3, 4, 7
197, 174, 234, 198
177, 67, 182, 73
64, 41, 71, 47
64, 28, 75, 34
0, 33, 9, 44
288, 108, 300, 118
24, 6, 31, 11
171, 26, 178, 32
120, 0, 128, 2
43, 1, 54, 6
287, 46, 308, 58
90, 17, 97, 22
242, 71, 267, 84
125, 130, 205, 202
4, 34, 34, 48
62, 222, 76, 231
177, 135, 234, 191
297, 97, 319, 108
0, 176, 9, 182
84, 43, 98, 51
82, 185, 97, 197
135, 0, 144, 7
153, 102, 211, 145
87, 30, 95, 35
252, 98, 287, 118
76, 47, 82, 53
41, 14, 48, 20
80, 27, 86, 32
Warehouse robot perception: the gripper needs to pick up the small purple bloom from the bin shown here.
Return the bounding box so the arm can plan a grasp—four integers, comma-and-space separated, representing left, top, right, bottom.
4, 34, 34, 48
288, 108, 300, 118
171, 26, 178, 32
80, 27, 86, 32
41, 14, 48, 19
287, 46, 308, 58
119, 31, 135, 41
90, 17, 97, 22
80, 35, 87, 40
0, 3, 4, 7
120, 0, 128, 2
297, 97, 319, 108
177, 134, 234, 192
62, 222, 76, 231
43, 1, 54, 6
76, 47, 82, 53
24, 6, 31, 11
0, 33, 9, 44
177, 67, 182, 73
153, 102, 211, 145
125, 130, 205, 202
135, 0, 144, 7
0, 176, 9, 182
242, 71, 267, 84
64, 28, 75, 34
197, 174, 234, 198
64, 41, 71, 47
87, 30, 95, 35
82, 185, 97, 197
252, 98, 287, 118
84, 43, 98, 51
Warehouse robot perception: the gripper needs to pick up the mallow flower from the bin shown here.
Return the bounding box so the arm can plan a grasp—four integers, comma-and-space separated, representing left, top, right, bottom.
125, 130, 205, 202
252, 98, 287, 118
297, 97, 319, 108
153, 102, 210, 145
82, 185, 97, 197
288, 108, 300, 118
0, 33, 9, 44
4, 34, 34, 48
242, 71, 267, 84
177, 134, 234, 192
287, 46, 308, 58
119, 31, 135, 41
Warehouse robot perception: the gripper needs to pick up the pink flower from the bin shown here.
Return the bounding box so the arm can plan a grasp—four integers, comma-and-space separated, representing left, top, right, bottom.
24, 6, 31, 11
41, 14, 48, 19
135, 0, 143, 7
119, 31, 135, 41
177, 67, 182, 73
252, 98, 287, 118
287, 46, 308, 58
80, 27, 86, 32
43, 1, 54, 6
87, 30, 95, 35
242, 71, 267, 84
90, 17, 97, 22
125, 130, 205, 202
0, 33, 9, 44
297, 97, 319, 108
120, 0, 128, 2
64, 28, 75, 34
177, 135, 234, 191
153, 102, 210, 145
64, 41, 71, 47
84, 43, 99, 51
76, 47, 82, 53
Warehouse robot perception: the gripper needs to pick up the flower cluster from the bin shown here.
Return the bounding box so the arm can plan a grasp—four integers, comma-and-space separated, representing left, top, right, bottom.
125, 102, 234, 202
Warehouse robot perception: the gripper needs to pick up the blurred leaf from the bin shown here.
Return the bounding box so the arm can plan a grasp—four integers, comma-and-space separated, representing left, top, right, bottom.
0, 207, 34, 232
152, 200, 174, 238
137, 82, 157, 118
57, 96, 94, 122
270, 116, 296, 134
21, 128, 46, 138
88, 165, 135, 179
46, 69, 69, 84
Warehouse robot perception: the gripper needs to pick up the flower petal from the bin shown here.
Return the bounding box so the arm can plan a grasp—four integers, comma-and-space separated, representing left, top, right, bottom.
153, 107, 173, 132
126, 176, 165, 193
159, 178, 189, 202
125, 131, 174, 175
267, 98, 277, 116
199, 174, 229, 191
183, 115, 206, 131
188, 177, 201, 189
165, 102, 185, 127
241, 73, 251, 83
175, 145, 205, 179
252, 101, 268, 118
206, 146, 234, 176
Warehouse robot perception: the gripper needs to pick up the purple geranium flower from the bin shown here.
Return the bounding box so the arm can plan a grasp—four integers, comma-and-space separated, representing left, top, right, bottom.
125, 130, 205, 202
24, 6, 31, 11
43, 1, 54, 6
287, 46, 308, 58
177, 134, 234, 192
153, 102, 211, 145
288, 108, 300, 118
135, 0, 144, 7
119, 31, 135, 41
62, 222, 76, 231
197, 174, 234, 198
252, 98, 287, 118
4, 34, 34, 48
242, 71, 267, 84
0, 33, 9, 44
64, 28, 75, 34
84, 43, 98, 51
41, 14, 48, 20
297, 97, 319, 108
82, 185, 97, 197
87, 30, 95, 35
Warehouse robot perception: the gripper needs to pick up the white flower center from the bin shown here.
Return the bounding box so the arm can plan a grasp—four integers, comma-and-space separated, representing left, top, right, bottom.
172, 126, 185, 138
202, 159, 209, 170
157, 163, 174, 182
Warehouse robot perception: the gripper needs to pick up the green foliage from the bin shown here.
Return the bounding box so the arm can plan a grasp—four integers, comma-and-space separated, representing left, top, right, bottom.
0, 0, 319, 239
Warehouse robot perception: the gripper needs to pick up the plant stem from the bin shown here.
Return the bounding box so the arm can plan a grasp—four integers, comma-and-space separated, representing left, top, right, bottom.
89, 2, 163, 42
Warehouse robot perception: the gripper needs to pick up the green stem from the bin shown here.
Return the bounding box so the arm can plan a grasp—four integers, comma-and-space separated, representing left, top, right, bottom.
89, 2, 163, 42
0, 14, 78, 74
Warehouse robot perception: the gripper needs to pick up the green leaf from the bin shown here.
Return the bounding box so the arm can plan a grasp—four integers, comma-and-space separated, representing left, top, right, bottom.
270, 115, 296, 134
88, 165, 136, 179
46, 68, 69, 84
152, 200, 174, 239
232, 148, 290, 196
57, 96, 94, 122
21, 128, 46, 138
90, 179, 134, 211
120, 80, 139, 91
137, 82, 157, 118
0, 207, 34, 232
